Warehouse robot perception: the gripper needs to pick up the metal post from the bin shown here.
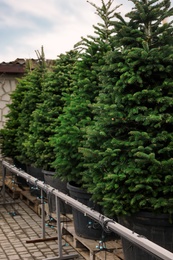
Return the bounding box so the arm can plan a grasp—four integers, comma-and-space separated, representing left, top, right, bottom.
2, 164, 6, 204
41, 189, 46, 239
43, 196, 78, 260
0, 164, 23, 206
56, 196, 63, 259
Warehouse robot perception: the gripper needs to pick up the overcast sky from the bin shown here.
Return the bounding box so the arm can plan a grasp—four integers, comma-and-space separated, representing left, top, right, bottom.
0, 0, 172, 62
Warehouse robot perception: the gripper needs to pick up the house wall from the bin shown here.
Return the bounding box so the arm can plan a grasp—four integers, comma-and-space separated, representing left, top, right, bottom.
0, 74, 19, 129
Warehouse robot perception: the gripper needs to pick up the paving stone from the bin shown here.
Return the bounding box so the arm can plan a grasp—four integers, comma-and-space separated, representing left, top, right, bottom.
32, 251, 44, 257
13, 243, 25, 248
36, 244, 48, 249
5, 250, 16, 255
0, 253, 7, 258
20, 253, 34, 258
44, 253, 57, 258
49, 244, 58, 250
40, 248, 53, 253
8, 255, 20, 260
0, 236, 6, 240
2, 245, 14, 250
25, 244, 36, 249
22, 258, 34, 260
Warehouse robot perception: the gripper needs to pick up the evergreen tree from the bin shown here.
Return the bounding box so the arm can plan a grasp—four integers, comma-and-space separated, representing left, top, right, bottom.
0, 69, 32, 160
24, 50, 78, 170
81, 0, 173, 216
0, 49, 47, 162
51, 0, 118, 183
16, 47, 48, 165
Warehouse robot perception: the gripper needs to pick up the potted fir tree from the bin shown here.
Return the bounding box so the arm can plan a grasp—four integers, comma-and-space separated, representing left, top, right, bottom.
51, 0, 118, 240
24, 50, 78, 212
0, 60, 38, 186
16, 47, 47, 167
15, 48, 48, 196
80, 0, 173, 258
0, 47, 49, 193
0, 60, 33, 168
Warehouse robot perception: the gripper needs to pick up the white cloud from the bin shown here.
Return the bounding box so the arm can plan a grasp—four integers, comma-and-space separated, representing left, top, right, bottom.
1, 0, 99, 28
18, 12, 100, 60
0, 13, 37, 29
4, 0, 172, 62
2, 0, 59, 20
0, 0, 104, 62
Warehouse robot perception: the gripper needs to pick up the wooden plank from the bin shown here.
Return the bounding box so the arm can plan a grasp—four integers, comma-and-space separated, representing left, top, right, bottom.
5, 178, 22, 199
20, 190, 41, 213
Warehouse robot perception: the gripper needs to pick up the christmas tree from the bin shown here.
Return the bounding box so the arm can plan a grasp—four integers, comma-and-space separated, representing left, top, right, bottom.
15, 47, 48, 165
24, 50, 78, 170
0, 48, 46, 162
51, 0, 119, 183
81, 0, 173, 216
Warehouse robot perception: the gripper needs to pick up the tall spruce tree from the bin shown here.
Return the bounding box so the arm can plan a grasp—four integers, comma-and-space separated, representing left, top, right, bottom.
16, 48, 48, 165
0, 47, 47, 162
81, 0, 173, 216
24, 50, 78, 170
0, 69, 32, 160
51, 0, 118, 183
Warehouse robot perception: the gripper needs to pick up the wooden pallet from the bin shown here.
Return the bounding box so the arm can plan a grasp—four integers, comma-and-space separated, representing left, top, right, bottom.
37, 202, 124, 260
20, 190, 41, 213
5, 178, 22, 199
61, 217, 124, 260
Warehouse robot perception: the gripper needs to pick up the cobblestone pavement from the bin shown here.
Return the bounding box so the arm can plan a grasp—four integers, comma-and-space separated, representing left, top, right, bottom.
0, 194, 84, 260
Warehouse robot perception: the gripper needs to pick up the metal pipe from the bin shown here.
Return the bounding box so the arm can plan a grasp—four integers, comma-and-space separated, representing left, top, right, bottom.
41, 189, 45, 239
56, 196, 62, 258
2, 160, 173, 260
2, 164, 6, 204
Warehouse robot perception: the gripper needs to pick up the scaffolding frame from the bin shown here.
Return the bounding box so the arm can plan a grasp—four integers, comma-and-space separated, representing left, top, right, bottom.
1, 160, 173, 260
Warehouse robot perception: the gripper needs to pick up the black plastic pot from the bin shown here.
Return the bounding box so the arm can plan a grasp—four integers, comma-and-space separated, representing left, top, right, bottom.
118, 212, 173, 260
27, 165, 44, 197
13, 158, 28, 187
43, 170, 71, 215
67, 181, 116, 240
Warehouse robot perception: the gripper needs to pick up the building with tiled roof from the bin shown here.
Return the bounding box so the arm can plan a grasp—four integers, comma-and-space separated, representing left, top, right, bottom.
0, 58, 26, 74
0, 58, 54, 129
0, 59, 26, 129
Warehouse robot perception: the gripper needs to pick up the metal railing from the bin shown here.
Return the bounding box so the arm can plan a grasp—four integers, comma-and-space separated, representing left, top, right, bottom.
1, 160, 173, 260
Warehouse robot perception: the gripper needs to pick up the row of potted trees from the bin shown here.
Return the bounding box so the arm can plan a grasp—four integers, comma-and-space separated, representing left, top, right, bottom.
1, 0, 173, 259
0, 0, 116, 241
